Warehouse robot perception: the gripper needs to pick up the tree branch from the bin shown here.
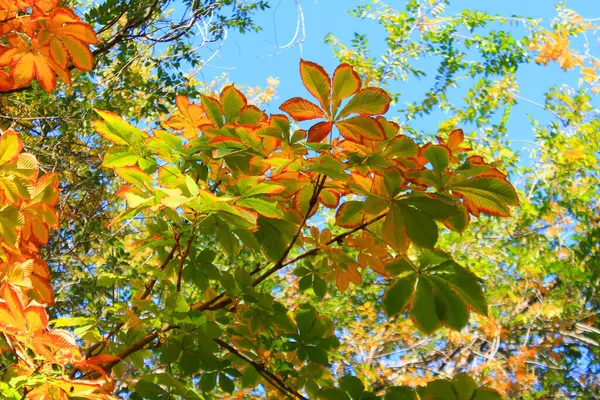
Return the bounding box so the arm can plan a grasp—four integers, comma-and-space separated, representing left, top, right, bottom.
214, 338, 308, 400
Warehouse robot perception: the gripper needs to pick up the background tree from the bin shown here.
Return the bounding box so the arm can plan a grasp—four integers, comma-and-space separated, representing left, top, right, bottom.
322, 0, 600, 397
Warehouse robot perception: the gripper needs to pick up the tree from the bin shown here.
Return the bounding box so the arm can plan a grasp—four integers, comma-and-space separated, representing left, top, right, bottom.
0, 0, 597, 399
323, 0, 600, 397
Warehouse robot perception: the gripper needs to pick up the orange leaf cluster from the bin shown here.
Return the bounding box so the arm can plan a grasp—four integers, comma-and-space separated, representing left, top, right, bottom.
0, 130, 113, 398
529, 30, 584, 71
0, 0, 98, 92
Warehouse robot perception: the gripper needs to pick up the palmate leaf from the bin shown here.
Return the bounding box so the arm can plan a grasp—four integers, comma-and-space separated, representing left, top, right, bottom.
279, 61, 394, 145
383, 260, 487, 334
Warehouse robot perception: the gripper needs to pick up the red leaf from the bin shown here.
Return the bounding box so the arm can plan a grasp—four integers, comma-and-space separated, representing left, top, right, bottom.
307, 121, 333, 143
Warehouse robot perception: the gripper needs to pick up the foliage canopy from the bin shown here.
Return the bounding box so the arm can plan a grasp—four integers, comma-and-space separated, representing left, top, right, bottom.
0, 0, 599, 399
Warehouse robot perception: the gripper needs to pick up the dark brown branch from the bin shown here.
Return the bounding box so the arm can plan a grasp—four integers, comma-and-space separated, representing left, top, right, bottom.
177, 223, 198, 292
191, 210, 387, 313
81, 242, 179, 362
214, 338, 308, 400
191, 174, 327, 312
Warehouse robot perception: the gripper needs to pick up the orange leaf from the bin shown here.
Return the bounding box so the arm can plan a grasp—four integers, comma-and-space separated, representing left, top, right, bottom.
30, 275, 54, 305
279, 97, 327, 121
24, 301, 48, 333
0, 130, 23, 165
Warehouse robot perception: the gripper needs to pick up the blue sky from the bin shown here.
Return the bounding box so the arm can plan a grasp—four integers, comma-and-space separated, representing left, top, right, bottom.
193, 0, 600, 158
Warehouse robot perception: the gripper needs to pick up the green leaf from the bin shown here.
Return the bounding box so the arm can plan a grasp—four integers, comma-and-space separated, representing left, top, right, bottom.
312, 276, 327, 299
385, 386, 418, 400
381, 203, 408, 252
399, 195, 459, 220
220, 85, 247, 123
310, 154, 347, 179
384, 135, 418, 158
167, 293, 190, 313
0, 206, 22, 246
102, 147, 139, 168
115, 166, 152, 187
411, 279, 441, 334
295, 303, 317, 335
201, 95, 224, 127
134, 380, 169, 399
428, 276, 469, 331
332, 63, 361, 116
219, 374, 234, 393
452, 373, 477, 400
386, 257, 413, 276
438, 261, 488, 315
200, 372, 217, 392
420, 379, 456, 400
94, 110, 148, 147
305, 345, 329, 365
339, 375, 364, 399
320, 388, 351, 400
237, 198, 283, 218
423, 144, 450, 173
384, 274, 417, 317
473, 389, 503, 400
254, 216, 296, 261
337, 87, 391, 119
336, 116, 386, 142
335, 201, 365, 228
241, 366, 260, 388
300, 59, 332, 112
449, 177, 519, 217
397, 202, 438, 249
